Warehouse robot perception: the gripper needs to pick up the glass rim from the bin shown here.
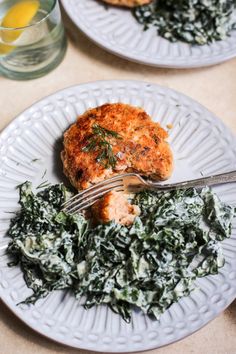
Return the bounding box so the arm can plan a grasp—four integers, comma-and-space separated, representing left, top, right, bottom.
0, 0, 57, 31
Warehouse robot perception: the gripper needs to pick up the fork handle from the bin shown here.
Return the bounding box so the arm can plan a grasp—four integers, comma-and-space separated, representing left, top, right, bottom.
148, 170, 236, 191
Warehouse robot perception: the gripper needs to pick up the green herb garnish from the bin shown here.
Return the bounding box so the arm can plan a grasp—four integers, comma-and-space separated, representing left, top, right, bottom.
7, 183, 235, 322
31, 158, 40, 163
36, 180, 51, 189
82, 124, 122, 169
41, 169, 47, 179
134, 0, 236, 45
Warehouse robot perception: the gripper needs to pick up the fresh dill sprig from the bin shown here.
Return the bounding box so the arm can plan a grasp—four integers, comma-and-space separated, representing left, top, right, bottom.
41, 169, 47, 179
82, 124, 122, 169
36, 181, 51, 190
31, 158, 40, 163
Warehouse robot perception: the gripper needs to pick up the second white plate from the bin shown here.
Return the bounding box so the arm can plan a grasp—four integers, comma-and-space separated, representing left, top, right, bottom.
62, 0, 236, 68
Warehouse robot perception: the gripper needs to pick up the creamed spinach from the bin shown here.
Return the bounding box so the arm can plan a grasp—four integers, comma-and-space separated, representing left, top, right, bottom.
134, 0, 236, 45
7, 182, 235, 322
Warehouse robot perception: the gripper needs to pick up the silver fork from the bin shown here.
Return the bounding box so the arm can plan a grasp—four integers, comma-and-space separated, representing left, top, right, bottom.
62, 170, 236, 215
1, 170, 235, 253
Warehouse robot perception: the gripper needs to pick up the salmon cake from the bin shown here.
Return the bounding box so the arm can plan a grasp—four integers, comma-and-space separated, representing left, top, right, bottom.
92, 190, 140, 226
61, 103, 173, 190
101, 0, 152, 7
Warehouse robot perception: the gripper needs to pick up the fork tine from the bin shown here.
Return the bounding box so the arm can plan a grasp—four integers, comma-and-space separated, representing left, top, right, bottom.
71, 187, 125, 214
63, 180, 123, 212
62, 174, 125, 208
66, 185, 124, 214
62, 173, 141, 214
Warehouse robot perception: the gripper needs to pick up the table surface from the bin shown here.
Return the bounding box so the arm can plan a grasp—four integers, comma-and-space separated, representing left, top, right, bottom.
0, 8, 236, 354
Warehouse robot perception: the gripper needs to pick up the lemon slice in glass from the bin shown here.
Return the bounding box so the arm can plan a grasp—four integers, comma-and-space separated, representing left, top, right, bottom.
0, 0, 40, 54
0, 42, 15, 55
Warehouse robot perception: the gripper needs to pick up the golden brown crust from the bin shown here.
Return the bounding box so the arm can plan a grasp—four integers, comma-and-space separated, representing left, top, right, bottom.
101, 0, 152, 7
61, 103, 173, 190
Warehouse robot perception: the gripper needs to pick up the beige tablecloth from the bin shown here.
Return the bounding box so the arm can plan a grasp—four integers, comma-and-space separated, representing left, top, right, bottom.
0, 10, 236, 354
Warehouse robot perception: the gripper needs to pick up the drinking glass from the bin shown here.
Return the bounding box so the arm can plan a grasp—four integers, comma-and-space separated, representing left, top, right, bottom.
0, 0, 67, 80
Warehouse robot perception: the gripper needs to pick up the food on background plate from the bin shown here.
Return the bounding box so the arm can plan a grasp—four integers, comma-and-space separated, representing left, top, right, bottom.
101, 0, 152, 7
133, 0, 236, 45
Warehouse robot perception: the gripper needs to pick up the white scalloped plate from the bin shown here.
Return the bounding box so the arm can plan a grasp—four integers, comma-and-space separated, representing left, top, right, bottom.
0, 80, 236, 352
61, 0, 236, 68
